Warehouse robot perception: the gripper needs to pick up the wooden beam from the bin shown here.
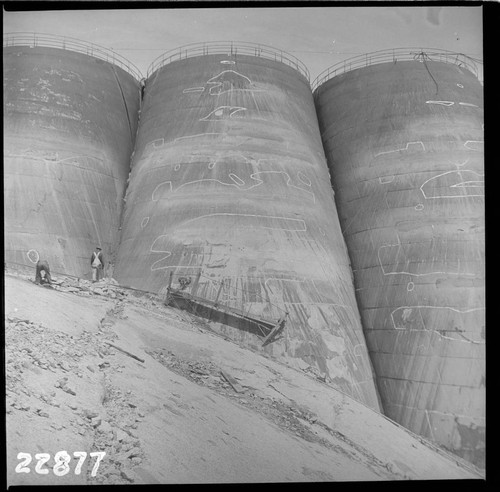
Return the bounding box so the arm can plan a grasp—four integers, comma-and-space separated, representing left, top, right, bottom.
262, 314, 288, 347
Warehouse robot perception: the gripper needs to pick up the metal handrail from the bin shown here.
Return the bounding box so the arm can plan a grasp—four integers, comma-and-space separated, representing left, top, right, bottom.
146, 40, 310, 82
3, 32, 143, 81
312, 47, 482, 93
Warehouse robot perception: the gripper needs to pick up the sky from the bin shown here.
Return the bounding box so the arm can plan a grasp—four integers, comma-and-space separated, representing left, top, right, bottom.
3, 6, 483, 83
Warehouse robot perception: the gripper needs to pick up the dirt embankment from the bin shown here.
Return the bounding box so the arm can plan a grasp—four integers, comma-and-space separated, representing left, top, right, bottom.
5, 271, 484, 485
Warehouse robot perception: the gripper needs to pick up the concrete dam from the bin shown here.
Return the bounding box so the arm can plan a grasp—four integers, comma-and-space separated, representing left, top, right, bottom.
313, 50, 485, 467
4, 36, 141, 275
3, 36, 485, 469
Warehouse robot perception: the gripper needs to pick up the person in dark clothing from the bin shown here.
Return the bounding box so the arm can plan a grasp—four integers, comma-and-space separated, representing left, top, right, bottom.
91, 246, 105, 282
35, 260, 52, 285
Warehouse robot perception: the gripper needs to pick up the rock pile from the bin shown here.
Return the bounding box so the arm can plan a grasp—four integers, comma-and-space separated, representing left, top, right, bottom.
5, 312, 148, 484
53, 277, 128, 300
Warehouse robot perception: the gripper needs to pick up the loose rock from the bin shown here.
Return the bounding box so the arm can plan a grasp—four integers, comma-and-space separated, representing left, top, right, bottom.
99, 420, 113, 433
120, 469, 135, 482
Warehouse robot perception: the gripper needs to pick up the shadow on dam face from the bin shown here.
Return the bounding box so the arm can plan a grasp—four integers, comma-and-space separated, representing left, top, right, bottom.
114, 49, 382, 411
314, 56, 485, 468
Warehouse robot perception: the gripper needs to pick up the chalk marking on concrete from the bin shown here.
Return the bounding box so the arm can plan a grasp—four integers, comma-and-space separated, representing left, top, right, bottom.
8, 153, 106, 172
458, 102, 479, 108
425, 101, 454, 106
199, 105, 247, 121
415, 204, 424, 211
220, 60, 236, 65
229, 173, 245, 186
391, 304, 485, 327
182, 87, 204, 94
182, 213, 307, 232
390, 305, 486, 344
374, 141, 425, 158
451, 180, 484, 188
297, 172, 312, 186
377, 242, 477, 277
457, 84, 464, 88
145, 133, 224, 153
206, 70, 264, 96
141, 217, 150, 228
449, 158, 470, 168
420, 170, 484, 199
151, 170, 316, 203
463, 140, 484, 151
156, 265, 203, 275
27, 249, 39, 264
150, 235, 172, 271
407, 282, 415, 292
151, 182, 173, 201
379, 175, 395, 184
353, 344, 365, 357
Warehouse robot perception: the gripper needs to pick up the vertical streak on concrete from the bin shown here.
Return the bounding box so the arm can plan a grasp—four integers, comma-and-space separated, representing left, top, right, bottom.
3, 46, 140, 277
314, 60, 485, 467
115, 53, 381, 411
110, 64, 135, 143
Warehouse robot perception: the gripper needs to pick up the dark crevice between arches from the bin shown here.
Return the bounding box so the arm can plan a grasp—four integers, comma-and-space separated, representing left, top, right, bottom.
109, 65, 140, 272
110, 65, 135, 142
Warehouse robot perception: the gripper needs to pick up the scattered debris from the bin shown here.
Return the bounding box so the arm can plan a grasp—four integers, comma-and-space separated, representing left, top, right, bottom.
146, 349, 326, 445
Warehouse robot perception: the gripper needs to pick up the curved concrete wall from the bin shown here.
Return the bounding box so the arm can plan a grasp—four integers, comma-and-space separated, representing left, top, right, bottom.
4, 46, 140, 276
314, 60, 484, 467
115, 54, 381, 410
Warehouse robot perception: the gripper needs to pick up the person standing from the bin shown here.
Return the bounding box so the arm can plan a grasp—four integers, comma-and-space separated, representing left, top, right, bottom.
35, 259, 52, 285
91, 246, 105, 282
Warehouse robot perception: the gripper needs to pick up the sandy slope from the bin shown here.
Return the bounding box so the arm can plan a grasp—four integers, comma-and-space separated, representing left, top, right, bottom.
4, 271, 484, 485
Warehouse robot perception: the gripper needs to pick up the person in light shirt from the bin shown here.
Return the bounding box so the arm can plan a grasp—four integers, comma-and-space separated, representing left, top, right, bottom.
90, 246, 105, 282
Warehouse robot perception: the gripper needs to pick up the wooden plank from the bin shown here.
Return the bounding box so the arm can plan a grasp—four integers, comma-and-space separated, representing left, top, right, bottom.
170, 291, 277, 329
105, 341, 145, 363
220, 370, 246, 393
262, 315, 287, 347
